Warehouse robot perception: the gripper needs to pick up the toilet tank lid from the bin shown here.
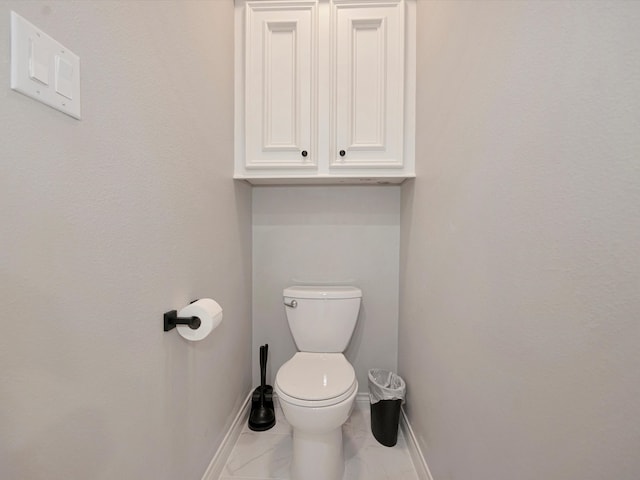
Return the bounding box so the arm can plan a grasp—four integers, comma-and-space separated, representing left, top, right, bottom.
283, 286, 362, 299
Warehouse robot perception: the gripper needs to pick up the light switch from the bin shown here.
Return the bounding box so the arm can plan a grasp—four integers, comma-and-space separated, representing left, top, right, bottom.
10, 11, 81, 119
29, 38, 50, 85
55, 55, 74, 99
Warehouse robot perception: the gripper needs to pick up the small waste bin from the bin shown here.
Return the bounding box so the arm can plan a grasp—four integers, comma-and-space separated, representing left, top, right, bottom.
368, 369, 406, 447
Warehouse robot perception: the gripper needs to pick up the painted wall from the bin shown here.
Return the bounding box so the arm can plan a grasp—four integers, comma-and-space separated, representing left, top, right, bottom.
0, 2, 251, 480
252, 186, 400, 391
400, 2, 640, 480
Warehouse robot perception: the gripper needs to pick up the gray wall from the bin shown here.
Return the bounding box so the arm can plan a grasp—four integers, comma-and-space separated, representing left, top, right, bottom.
252, 186, 400, 391
0, 2, 251, 480
400, 2, 640, 480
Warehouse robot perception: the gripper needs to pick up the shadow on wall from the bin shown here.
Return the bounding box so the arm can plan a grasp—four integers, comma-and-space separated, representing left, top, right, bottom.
399, 178, 416, 293
233, 180, 253, 291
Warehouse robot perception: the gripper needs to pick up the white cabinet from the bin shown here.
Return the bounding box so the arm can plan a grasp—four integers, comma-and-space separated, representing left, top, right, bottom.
244, 2, 315, 170
235, 0, 415, 184
332, 1, 405, 170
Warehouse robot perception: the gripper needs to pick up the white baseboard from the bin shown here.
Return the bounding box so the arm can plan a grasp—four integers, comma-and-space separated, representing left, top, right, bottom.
356, 392, 370, 404
201, 391, 252, 480
400, 408, 434, 480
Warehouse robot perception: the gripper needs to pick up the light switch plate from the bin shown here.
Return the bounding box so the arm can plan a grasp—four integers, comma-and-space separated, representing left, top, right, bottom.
10, 11, 81, 119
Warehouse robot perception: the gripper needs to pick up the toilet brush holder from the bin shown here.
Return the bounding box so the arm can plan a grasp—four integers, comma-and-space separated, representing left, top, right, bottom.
252, 384, 274, 410
249, 344, 275, 431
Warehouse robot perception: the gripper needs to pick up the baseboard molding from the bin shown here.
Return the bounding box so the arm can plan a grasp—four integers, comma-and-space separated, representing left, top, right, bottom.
400, 408, 434, 480
201, 391, 252, 480
356, 391, 370, 404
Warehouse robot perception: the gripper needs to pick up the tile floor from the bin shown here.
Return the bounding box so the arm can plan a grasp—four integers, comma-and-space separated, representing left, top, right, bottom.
219, 398, 419, 480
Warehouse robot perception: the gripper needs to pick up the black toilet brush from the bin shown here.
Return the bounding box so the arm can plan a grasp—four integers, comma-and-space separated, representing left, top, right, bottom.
248, 344, 275, 431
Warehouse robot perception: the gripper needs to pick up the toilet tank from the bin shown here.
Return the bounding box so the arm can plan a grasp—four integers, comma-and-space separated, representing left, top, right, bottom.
283, 286, 362, 353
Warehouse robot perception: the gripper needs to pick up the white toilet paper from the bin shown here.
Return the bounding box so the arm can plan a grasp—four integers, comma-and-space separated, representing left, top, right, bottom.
177, 298, 223, 341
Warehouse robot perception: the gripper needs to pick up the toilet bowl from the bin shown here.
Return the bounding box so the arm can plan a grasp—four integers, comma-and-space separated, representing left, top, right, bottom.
276, 286, 362, 480
275, 352, 358, 480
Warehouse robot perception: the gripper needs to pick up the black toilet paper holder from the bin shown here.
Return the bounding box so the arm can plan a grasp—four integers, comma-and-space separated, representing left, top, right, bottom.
163, 310, 201, 331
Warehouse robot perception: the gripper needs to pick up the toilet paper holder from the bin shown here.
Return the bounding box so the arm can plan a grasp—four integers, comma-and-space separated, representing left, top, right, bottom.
163, 310, 201, 331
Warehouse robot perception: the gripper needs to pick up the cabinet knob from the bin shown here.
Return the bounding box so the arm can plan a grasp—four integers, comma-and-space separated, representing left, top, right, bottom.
339, 150, 346, 157
301, 150, 308, 157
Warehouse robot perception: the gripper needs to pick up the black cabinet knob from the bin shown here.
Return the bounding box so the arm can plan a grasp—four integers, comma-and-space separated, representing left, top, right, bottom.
301, 150, 308, 157
339, 150, 346, 157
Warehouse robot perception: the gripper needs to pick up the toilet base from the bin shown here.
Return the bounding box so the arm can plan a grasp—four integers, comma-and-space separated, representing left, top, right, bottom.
291, 427, 344, 480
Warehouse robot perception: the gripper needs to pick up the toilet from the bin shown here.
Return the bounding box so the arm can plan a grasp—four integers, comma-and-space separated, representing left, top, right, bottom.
275, 285, 362, 480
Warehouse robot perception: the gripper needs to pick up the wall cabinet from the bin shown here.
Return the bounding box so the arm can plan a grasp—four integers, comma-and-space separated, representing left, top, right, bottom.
235, 0, 415, 184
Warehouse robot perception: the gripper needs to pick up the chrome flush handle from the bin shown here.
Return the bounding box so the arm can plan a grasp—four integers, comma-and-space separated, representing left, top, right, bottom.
284, 299, 298, 308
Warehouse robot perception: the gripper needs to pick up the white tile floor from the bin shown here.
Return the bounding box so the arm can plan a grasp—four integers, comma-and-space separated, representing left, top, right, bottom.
219, 398, 419, 480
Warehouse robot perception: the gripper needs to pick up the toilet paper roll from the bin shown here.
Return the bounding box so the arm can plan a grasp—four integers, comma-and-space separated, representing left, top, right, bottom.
177, 298, 223, 341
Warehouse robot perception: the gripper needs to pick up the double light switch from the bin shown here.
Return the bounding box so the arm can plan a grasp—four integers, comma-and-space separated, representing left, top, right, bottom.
11, 11, 81, 119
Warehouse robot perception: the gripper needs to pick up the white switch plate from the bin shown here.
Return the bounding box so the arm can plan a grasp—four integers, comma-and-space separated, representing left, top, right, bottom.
10, 11, 81, 119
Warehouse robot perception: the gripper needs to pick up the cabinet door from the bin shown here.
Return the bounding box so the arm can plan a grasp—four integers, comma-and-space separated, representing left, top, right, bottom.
332, 1, 404, 169
245, 2, 315, 170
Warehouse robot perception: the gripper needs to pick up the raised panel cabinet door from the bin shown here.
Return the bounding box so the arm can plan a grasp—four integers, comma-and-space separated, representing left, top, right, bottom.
332, 1, 404, 168
245, 2, 315, 169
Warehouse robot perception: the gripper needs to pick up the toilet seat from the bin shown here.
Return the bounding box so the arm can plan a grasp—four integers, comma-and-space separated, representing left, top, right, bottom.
276, 352, 357, 408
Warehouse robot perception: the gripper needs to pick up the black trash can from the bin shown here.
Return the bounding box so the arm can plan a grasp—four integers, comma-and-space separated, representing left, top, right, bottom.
368, 369, 406, 447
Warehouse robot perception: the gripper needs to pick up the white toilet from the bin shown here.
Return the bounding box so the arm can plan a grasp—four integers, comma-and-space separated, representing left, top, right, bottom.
275, 285, 362, 480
